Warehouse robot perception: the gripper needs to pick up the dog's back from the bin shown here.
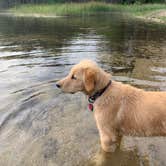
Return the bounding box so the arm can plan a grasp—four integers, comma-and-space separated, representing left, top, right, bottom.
114, 83, 166, 136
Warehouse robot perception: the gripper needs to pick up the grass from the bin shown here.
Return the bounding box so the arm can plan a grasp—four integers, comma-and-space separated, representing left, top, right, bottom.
9, 2, 166, 19
160, 16, 166, 21
9, 2, 112, 16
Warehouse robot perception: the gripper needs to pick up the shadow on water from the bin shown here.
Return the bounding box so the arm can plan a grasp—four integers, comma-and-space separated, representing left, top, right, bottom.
0, 13, 166, 166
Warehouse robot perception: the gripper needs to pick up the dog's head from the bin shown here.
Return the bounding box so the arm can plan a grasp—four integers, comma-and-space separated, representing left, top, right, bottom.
56, 59, 111, 95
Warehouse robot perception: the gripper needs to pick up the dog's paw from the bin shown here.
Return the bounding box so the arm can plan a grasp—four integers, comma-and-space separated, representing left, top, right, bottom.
102, 143, 117, 153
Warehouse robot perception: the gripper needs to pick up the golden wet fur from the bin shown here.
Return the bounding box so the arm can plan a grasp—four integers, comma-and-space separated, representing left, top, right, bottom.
56, 59, 166, 152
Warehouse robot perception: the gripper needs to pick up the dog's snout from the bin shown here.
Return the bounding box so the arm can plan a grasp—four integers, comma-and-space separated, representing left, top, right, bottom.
56, 83, 61, 88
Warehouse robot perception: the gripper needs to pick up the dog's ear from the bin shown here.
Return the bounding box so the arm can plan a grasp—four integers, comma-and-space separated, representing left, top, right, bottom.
83, 68, 96, 94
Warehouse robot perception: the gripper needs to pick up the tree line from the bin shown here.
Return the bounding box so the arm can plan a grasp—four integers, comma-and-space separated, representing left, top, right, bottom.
0, 0, 165, 8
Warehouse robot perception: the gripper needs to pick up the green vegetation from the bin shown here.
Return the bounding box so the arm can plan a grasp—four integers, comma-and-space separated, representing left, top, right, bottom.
10, 2, 117, 16
0, 0, 165, 9
9, 2, 166, 17
160, 16, 166, 21
7, 2, 166, 24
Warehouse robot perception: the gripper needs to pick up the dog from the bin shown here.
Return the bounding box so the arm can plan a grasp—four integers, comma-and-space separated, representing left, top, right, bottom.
56, 59, 166, 152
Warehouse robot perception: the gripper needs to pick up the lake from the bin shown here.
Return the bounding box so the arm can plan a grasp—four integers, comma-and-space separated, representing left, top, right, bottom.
0, 13, 166, 166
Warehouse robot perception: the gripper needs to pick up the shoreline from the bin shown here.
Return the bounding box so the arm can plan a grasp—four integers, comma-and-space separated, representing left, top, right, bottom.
1, 3, 166, 23
135, 9, 166, 24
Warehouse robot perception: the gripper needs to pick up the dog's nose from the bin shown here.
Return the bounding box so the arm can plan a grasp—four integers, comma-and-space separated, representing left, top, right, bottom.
56, 83, 61, 88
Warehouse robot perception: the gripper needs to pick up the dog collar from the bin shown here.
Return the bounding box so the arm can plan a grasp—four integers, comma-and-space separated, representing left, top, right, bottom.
88, 80, 112, 112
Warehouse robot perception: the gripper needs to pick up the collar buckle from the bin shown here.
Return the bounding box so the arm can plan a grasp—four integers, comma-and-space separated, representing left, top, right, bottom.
88, 97, 95, 103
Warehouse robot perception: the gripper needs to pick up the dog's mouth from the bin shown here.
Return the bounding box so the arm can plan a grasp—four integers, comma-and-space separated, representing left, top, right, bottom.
70, 92, 76, 94
61, 90, 76, 94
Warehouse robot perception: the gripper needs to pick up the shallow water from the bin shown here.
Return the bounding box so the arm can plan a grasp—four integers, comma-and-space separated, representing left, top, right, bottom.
0, 13, 166, 166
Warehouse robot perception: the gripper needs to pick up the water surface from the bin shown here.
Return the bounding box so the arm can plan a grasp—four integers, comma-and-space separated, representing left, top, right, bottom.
0, 14, 166, 166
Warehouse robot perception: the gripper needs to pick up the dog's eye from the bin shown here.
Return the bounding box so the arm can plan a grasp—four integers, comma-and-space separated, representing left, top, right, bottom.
71, 75, 76, 80
71, 75, 77, 80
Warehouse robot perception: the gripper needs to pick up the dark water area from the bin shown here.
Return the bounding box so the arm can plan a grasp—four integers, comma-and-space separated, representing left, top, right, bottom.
0, 13, 166, 166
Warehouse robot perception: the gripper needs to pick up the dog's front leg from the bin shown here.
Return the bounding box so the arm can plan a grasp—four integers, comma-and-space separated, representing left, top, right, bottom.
94, 108, 119, 153
100, 131, 117, 152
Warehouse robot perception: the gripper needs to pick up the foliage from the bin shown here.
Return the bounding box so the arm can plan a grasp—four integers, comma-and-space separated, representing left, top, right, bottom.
0, 0, 165, 9
9, 2, 166, 16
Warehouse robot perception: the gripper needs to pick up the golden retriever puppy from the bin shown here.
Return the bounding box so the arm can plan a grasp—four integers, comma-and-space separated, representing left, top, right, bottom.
56, 59, 166, 152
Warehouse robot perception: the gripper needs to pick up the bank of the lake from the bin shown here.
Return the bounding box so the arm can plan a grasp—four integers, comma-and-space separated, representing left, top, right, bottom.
9, 3, 166, 23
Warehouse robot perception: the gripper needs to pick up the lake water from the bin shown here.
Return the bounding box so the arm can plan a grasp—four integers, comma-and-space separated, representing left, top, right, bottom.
0, 13, 166, 166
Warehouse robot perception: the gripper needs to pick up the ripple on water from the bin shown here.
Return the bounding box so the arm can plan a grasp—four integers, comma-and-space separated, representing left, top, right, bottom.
0, 14, 166, 166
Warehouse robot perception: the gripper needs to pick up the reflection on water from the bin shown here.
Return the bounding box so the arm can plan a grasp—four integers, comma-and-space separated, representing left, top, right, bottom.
0, 13, 166, 166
